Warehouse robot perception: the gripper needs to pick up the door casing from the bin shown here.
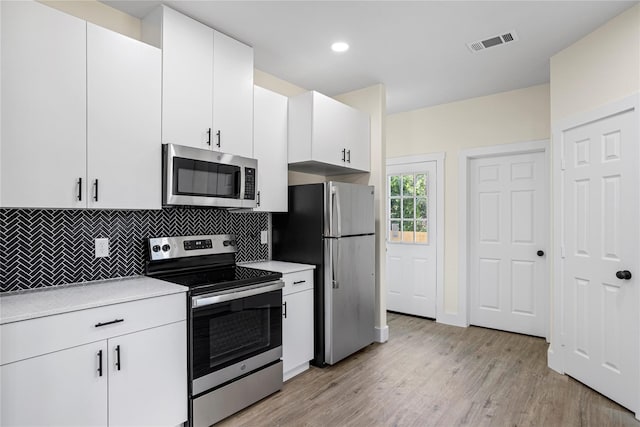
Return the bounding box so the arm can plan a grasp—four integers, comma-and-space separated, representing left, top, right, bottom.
458, 140, 551, 335
549, 93, 640, 419
386, 153, 445, 323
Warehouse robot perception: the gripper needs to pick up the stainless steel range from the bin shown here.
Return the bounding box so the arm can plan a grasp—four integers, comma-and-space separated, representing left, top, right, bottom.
145, 234, 283, 427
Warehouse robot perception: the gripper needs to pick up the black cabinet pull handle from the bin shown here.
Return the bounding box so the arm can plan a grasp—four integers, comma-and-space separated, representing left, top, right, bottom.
216, 130, 221, 148
97, 350, 103, 377
537, 250, 544, 257
347, 150, 351, 163
341, 148, 346, 162
206, 128, 212, 146
115, 345, 121, 371
616, 270, 632, 280
293, 280, 306, 285
283, 301, 287, 319
257, 191, 261, 206
77, 178, 82, 201
93, 179, 99, 202
95, 318, 124, 328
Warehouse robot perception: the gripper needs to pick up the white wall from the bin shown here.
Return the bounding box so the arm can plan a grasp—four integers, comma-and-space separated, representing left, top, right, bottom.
550, 4, 640, 123
387, 84, 550, 317
547, 3, 640, 371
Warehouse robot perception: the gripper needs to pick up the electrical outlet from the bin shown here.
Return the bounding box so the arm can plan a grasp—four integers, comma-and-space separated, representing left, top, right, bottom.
95, 238, 109, 258
260, 230, 268, 245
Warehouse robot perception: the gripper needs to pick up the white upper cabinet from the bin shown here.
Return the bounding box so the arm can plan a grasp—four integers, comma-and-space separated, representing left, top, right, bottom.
0, 1, 162, 210
213, 31, 254, 158
0, 1, 87, 209
144, 6, 254, 157
87, 23, 162, 210
288, 91, 370, 175
158, 6, 214, 150
253, 86, 288, 212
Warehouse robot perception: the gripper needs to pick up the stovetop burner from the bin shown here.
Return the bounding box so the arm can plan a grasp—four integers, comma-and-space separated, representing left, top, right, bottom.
154, 265, 282, 295
145, 234, 282, 295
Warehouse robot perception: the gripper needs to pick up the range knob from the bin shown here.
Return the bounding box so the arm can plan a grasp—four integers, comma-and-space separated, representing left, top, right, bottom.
223, 240, 230, 247
152, 245, 161, 253
162, 244, 171, 252
229, 240, 237, 246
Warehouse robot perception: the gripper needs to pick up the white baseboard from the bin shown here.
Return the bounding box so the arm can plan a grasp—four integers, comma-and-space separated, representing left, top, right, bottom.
375, 325, 389, 343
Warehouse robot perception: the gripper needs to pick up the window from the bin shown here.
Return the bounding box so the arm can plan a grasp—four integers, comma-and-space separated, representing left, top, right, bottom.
388, 172, 429, 244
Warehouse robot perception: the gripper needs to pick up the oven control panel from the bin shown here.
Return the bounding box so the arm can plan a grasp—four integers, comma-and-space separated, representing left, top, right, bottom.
184, 239, 213, 251
148, 234, 237, 261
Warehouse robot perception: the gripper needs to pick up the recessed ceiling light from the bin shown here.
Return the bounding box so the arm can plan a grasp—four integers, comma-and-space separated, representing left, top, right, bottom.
331, 42, 349, 53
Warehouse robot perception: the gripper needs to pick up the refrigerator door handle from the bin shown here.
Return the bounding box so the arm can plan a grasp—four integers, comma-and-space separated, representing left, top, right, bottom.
335, 187, 342, 237
330, 240, 340, 289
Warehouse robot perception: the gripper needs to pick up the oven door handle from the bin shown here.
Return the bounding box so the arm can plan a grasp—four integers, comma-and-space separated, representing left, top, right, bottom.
192, 281, 284, 308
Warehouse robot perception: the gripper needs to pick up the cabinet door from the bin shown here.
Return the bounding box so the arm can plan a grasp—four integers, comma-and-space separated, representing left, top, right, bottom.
87, 24, 162, 210
108, 321, 187, 427
311, 92, 353, 168
161, 6, 213, 149
212, 30, 254, 157
282, 290, 314, 380
345, 108, 371, 172
0, 1, 86, 208
1, 341, 107, 426
253, 86, 288, 212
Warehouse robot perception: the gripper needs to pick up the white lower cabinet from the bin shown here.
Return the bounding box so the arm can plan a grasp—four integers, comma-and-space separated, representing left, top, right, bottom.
283, 287, 314, 381
0, 294, 187, 427
1, 341, 108, 426
108, 321, 187, 427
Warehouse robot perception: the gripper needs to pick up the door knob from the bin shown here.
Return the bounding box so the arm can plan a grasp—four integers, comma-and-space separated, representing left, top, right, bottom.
616, 270, 632, 280
537, 250, 545, 257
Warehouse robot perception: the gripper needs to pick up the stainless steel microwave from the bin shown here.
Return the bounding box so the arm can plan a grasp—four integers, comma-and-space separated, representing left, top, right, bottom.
162, 143, 257, 208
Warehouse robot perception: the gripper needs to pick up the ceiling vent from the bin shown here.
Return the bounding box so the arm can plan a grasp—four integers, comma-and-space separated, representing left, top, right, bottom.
467, 31, 518, 53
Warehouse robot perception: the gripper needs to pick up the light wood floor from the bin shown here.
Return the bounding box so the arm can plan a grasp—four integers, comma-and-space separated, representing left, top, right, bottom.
218, 312, 639, 426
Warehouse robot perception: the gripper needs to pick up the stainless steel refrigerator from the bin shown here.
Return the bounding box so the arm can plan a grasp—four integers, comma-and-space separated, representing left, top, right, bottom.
272, 182, 375, 366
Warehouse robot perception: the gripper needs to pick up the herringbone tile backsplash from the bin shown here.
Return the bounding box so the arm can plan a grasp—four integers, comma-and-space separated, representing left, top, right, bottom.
0, 208, 269, 293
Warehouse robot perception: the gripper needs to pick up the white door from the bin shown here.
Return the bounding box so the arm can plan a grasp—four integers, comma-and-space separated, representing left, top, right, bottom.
86, 23, 161, 210
560, 108, 638, 411
469, 152, 548, 337
108, 322, 187, 427
282, 289, 314, 380
386, 161, 437, 318
1, 341, 107, 426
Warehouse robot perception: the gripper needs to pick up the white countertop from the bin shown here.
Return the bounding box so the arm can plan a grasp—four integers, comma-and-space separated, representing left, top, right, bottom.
0, 276, 188, 325
241, 260, 316, 274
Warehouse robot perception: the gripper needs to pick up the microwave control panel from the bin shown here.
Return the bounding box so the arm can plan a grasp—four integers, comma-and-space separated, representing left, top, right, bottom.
244, 167, 256, 200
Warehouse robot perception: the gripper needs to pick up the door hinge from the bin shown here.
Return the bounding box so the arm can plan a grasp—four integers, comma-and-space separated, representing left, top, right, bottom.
561, 246, 566, 258
560, 158, 566, 171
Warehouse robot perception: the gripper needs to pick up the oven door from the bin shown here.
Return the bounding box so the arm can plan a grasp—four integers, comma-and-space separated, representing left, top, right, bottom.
190, 282, 283, 395
163, 143, 257, 208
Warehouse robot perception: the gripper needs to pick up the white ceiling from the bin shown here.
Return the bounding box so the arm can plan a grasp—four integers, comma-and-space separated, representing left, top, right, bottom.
102, 1, 638, 114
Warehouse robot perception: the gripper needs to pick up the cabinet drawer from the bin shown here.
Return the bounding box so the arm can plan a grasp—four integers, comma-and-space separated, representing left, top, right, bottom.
282, 270, 314, 295
1, 293, 186, 365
